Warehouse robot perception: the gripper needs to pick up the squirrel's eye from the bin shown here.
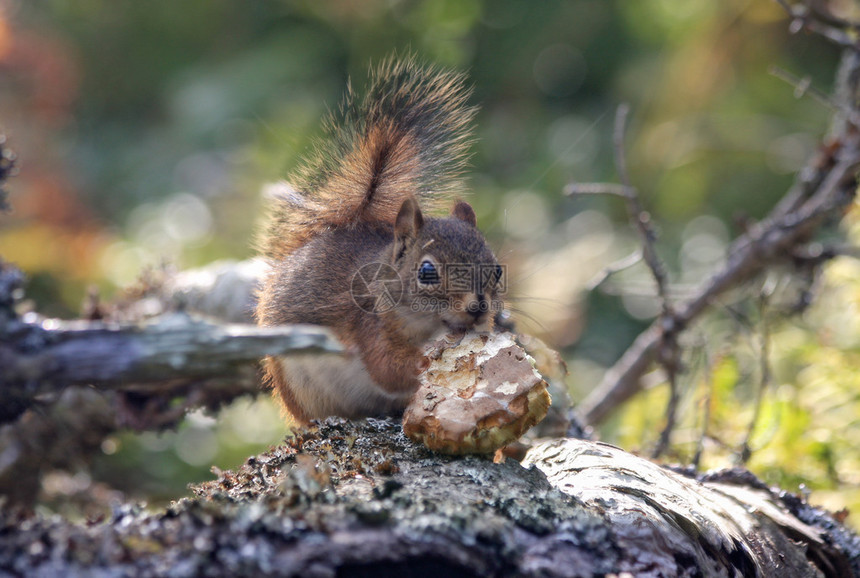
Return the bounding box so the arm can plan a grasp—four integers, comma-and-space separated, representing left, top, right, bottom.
417, 260, 440, 285
493, 264, 503, 285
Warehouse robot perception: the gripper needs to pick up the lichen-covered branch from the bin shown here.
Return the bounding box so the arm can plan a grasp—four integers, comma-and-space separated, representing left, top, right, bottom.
1, 419, 856, 577
0, 256, 340, 420
1, 314, 341, 395
0, 259, 342, 507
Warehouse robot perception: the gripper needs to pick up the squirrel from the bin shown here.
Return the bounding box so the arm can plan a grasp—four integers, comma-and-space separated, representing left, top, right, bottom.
256, 57, 503, 423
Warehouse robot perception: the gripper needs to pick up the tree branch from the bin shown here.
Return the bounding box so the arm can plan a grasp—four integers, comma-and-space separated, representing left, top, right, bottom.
0, 257, 344, 507
577, 25, 860, 425
1, 314, 340, 394
776, 0, 860, 48
568, 106, 684, 443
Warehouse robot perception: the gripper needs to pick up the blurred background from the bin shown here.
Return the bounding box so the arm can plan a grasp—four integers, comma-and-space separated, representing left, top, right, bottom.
1, 0, 859, 526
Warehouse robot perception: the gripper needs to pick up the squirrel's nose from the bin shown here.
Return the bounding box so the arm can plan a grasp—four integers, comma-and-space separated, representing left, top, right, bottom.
466, 294, 488, 320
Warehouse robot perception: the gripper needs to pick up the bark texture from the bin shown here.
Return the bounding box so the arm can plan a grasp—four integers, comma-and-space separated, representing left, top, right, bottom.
1, 419, 856, 577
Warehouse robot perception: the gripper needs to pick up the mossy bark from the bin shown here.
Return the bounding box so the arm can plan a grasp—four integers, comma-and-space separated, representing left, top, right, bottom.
2, 418, 857, 577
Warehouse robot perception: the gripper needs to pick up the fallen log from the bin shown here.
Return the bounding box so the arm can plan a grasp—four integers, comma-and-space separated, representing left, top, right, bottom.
1, 418, 856, 577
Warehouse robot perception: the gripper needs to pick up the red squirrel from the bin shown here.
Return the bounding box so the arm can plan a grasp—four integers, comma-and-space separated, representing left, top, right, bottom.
256, 58, 503, 423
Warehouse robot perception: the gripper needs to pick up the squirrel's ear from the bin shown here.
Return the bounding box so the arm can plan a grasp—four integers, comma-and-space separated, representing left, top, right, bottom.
394, 197, 424, 259
452, 201, 477, 227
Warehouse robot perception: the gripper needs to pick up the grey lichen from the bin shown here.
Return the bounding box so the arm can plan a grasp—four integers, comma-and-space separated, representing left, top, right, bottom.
1, 418, 856, 577
1, 418, 617, 577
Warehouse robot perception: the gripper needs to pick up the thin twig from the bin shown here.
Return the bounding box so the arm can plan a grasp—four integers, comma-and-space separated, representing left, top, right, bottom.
613, 105, 672, 312
739, 297, 772, 464
586, 249, 643, 291
564, 183, 633, 198
651, 363, 680, 459
796, 0, 860, 30
768, 66, 837, 109
611, 105, 682, 455
566, 108, 672, 309
776, 0, 860, 48
797, 16, 858, 48
769, 65, 860, 128
792, 243, 860, 261
692, 347, 714, 470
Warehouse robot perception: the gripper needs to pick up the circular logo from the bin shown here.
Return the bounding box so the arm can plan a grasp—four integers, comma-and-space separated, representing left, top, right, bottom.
350, 262, 404, 314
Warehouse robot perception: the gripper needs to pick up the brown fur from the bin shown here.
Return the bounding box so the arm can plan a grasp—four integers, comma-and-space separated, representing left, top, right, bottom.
258, 57, 475, 262
257, 58, 502, 423
262, 355, 309, 423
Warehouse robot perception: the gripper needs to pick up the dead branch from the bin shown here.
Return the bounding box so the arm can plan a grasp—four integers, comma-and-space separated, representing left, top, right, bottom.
0, 313, 341, 407
692, 345, 714, 469
585, 249, 643, 291
567, 106, 672, 309
611, 104, 672, 311
577, 21, 860, 425
563, 182, 632, 197
776, 0, 860, 48
567, 105, 685, 451
0, 311, 340, 501
738, 296, 773, 464
580, 144, 859, 426
0, 256, 343, 508
0, 254, 340, 422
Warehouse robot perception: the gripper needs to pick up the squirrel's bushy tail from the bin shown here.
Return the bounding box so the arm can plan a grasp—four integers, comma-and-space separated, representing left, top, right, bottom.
261, 57, 476, 260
